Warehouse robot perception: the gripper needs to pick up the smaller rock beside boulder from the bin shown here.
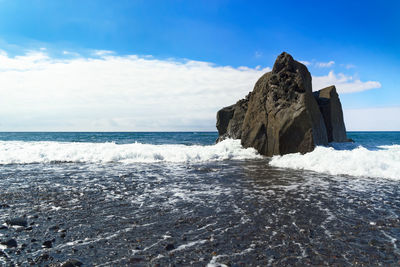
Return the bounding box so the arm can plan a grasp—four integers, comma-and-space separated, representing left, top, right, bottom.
313, 86, 348, 142
216, 93, 250, 142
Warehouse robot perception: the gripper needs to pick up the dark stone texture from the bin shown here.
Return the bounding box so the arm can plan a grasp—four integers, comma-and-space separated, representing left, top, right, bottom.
35, 253, 50, 263
2, 238, 18, 248
313, 86, 348, 142
215, 52, 350, 156
61, 259, 83, 267
7, 217, 28, 227
42, 240, 53, 248
240, 52, 327, 156
216, 93, 250, 142
48, 225, 59, 231
129, 256, 145, 263
165, 243, 175, 251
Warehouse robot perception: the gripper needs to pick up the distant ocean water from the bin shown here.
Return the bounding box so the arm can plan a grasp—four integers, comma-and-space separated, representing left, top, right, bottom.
0, 131, 399, 265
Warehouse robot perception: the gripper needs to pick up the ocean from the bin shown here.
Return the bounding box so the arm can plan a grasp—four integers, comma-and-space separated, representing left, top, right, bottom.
0, 131, 399, 266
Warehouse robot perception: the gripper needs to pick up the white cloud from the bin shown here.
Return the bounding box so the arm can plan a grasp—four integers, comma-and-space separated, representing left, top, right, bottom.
93, 50, 114, 56
344, 107, 400, 131
0, 50, 270, 131
316, 61, 335, 68
299, 60, 311, 66
0, 50, 385, 131
312, 71, 381, 93
0, 50, 50, 71
62, 50, 80, 57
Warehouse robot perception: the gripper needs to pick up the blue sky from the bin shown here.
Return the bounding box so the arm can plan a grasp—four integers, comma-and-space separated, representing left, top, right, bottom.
0, 0, 399, 130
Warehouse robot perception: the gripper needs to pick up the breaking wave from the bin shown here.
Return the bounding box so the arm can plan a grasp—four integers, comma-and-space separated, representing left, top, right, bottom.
0, 139, 261, 164
270, 144, 400, 180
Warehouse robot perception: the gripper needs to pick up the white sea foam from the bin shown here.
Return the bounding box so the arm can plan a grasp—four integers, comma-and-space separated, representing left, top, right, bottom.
0, 139, 261, 164
270, 144, 400, 180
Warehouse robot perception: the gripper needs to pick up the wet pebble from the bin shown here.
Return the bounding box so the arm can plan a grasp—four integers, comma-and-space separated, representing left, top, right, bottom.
35, 253, 51, 264
0, 250, 8, 258
61, 259, 83, 267
6, 217, 28, 227
165, 243, 175, 251
2, 238, 18, 248
129, 256, 144, 263
42, 240, 53, 248
49, 225, 59, 231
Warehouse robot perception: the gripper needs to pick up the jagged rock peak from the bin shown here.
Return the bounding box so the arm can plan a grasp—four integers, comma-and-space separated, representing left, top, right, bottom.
272, 52, 296, 73
216, 52, 349, 156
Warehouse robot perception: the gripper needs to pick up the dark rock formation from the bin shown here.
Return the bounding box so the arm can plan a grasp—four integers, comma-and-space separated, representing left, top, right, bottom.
216, 52, 349, 156
216, 93, 250, 142
313, 86, 348, 142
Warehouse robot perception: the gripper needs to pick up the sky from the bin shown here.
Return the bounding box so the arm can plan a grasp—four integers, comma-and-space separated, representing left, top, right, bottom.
0, 0, 399, 131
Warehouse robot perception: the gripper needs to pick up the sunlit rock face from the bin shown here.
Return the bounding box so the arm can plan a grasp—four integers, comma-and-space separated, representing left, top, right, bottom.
216, 52, 348, 156
313, 85, 348, 143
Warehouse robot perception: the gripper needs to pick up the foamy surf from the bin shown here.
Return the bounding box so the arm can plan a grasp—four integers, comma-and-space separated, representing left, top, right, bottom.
270, 144, 400, 180
0, 139, 261, 164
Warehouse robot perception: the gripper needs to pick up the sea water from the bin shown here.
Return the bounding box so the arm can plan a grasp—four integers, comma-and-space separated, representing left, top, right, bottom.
0, 132, 399, 265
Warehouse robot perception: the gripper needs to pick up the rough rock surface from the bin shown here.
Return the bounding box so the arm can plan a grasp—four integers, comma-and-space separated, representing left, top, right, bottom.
216, 93, 250, 142
313, 86, 348, 142
216, 52, 331, 156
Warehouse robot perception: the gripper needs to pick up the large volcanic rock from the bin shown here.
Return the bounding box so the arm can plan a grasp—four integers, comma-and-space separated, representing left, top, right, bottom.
216, 52, 349, 156
240, 52, 328, 156
313, 85, 348, 142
